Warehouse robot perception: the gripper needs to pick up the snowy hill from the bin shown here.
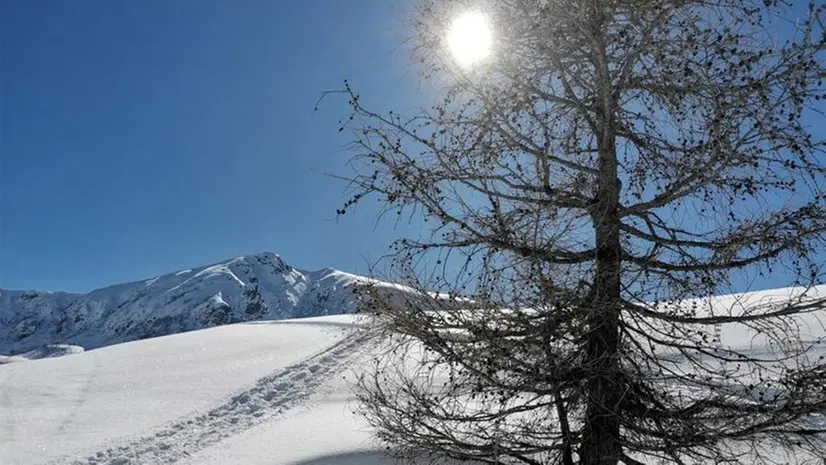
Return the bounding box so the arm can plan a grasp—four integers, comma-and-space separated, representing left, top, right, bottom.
0, 252, 369, 356
0, 287, 824, 464
0, 315, 378, 465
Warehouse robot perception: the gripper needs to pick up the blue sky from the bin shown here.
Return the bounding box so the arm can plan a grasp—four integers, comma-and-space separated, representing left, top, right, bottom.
1, 0, 421, 292
0, 1, 821, 295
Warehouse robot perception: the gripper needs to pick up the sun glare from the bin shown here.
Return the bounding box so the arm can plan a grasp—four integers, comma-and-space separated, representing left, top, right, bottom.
447, 11, 492, 67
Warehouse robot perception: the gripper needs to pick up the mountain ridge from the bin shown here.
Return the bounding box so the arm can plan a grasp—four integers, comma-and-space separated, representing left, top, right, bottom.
0, 252, 368, 356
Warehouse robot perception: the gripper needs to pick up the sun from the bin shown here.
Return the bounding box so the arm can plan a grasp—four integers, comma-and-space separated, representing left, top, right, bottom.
446, 11, 493, 67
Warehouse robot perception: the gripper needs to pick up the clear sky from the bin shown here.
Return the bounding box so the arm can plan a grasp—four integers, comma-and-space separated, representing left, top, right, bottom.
1, 0, 421, 292
1, 1, 821, 295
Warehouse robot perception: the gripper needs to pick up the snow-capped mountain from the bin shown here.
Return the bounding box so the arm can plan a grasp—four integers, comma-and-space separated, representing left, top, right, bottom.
0, 252, 368, 356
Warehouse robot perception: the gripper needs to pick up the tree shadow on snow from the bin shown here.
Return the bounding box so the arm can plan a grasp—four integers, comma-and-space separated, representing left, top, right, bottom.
286, 451, 392, 465
243, 320, 361, 329
287, 450, 475, 465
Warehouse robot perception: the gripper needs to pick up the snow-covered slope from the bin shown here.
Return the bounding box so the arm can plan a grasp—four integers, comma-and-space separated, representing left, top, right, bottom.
0, 316, 368, 465
0, 252, 368, 356
0, 288, 824, 464
0, 344, 85, 365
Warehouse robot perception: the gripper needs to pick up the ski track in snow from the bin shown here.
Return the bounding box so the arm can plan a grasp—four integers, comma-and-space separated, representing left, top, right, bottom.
62, 330, 371, 465
0, 367, 15, 446
56, 352, 102, 436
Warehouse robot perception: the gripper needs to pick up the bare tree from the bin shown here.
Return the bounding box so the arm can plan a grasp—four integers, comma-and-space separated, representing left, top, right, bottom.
330, 1, 826, 464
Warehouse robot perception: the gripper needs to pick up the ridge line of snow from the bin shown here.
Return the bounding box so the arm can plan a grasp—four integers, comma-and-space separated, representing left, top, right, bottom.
163, 264, 245, 297
0, 251, 374, 355
61, 329, 373, 465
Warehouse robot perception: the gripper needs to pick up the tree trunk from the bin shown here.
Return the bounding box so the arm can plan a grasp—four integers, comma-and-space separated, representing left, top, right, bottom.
580, 137, 623, 465
580, 13, 623, 458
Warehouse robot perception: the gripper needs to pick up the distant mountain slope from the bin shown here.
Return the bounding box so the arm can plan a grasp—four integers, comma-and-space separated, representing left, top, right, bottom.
0, 252, 368, 355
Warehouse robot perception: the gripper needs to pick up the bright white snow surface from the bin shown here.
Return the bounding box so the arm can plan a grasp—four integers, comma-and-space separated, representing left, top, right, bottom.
0, 315, 377, 465
1, 286, 825, 464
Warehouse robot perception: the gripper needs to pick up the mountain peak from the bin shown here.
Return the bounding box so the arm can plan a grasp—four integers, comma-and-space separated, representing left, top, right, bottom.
243, 251, 292, 273
0, 253, 365, 356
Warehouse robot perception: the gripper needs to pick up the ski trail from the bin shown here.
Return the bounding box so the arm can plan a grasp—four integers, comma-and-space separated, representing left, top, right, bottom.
65, 330, 371, 465
0, 367, 15, 446
56, 352, 102, 435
